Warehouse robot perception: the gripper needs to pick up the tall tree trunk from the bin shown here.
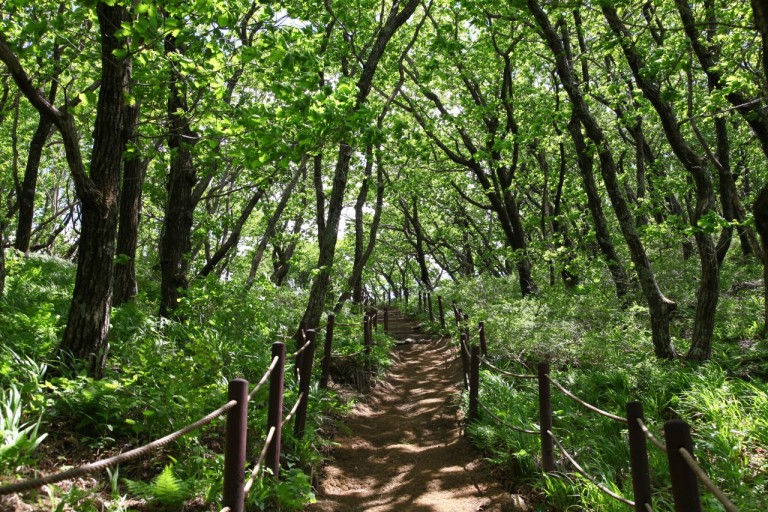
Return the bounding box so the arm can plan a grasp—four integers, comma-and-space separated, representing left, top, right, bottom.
15, 118, 54, 252
113, 101, 146, 306
300, 0, 421, 329
602, 4, 719, 361
159, 30, 197, 318
749, 0, 768, 336
528, 0, 676, 358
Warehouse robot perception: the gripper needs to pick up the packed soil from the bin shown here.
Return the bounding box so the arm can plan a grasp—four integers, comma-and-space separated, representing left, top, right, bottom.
306, 311, 529, 512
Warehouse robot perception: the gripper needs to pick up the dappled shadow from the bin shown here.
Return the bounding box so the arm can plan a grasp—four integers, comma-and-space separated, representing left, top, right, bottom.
306, 312, 522, 512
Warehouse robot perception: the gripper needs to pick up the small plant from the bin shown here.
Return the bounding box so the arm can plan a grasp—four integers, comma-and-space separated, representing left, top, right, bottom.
124, 464, 191, 509
0, 383, 47, 471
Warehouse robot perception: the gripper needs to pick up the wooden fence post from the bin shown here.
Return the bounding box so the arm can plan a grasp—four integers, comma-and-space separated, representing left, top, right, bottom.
418, 291, 423, 312
463, 313, 470, 340
223, 379, 249, 512
538, 362, 555, 472
460, 332, 470, 389
478, 321, 488, 357
664, 419, 702, 512
383, 308, 389, 333
266, 343, 285, 478
437, 296, 445, 329
626, 401, 652, 512
428, 293, 434, 323
469, 345, 480, 422
320, 315, 334, 389
294, 329, 317, 439
364, 314, 372, 355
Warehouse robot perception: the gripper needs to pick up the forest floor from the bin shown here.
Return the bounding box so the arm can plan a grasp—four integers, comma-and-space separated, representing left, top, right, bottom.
306, 311, 530, 512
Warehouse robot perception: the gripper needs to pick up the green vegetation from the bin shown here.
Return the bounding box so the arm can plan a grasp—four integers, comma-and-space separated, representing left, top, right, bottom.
0, 251, 395, 510
432, 257, 768, 511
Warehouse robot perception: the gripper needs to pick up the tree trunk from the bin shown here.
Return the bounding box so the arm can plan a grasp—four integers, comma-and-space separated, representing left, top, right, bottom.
15, 117, 54, 252
113, 101, 145, 306
528, 0, 676, 358
57, 2, 130, 377
300, 0, 421, 329
159, 30, 197, 318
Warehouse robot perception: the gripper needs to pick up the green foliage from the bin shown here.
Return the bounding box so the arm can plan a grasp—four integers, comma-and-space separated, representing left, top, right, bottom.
446, 273, 768, 511
124, 464, 191, 508
0, 384, 47, 471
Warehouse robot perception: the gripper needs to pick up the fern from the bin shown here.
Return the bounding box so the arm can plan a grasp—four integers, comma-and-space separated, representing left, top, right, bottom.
124, 464, 190, 507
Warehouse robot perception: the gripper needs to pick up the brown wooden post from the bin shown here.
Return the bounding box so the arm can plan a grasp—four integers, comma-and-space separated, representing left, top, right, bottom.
478, 321, 488, 357
319, 315, 334, 389
437, 295, 445, 329
538, 362, 555, 472
418, 291, 423, 312
266, 343, 285, 478
372, 308, 379, 330
627, 401, 652, 512
460, 332, 470, 389
294, 329, 317, 439
364, 314, 372, 355
223, 379, 248, 512
428, 293, 434, 323
404, 287, 409, 308
383, 308, 389, 333
664, 419, 702, 512
463, 313, 470, 340
469, 345, 480, 422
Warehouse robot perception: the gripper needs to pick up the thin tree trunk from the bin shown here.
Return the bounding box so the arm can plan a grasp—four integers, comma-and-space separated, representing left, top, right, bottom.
528, 0, 676, 358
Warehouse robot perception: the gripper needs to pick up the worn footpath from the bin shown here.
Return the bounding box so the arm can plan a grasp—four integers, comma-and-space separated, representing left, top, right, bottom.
306, 311, 527, 512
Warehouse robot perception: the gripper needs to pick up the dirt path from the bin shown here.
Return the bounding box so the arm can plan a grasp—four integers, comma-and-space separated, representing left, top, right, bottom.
307, 311, 526, 512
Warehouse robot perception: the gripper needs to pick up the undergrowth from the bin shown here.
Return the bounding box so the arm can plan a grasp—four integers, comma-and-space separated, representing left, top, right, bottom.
435, 254, 768, 511
0, 251, 391, 511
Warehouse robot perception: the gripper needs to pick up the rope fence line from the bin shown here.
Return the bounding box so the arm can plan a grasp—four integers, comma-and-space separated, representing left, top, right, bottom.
636, 417, 667, 453
478, 401, 538, 435
0, 399, 238, 496
243, 427, 277, 496
282, 392, 304, 427
547, 430, 636, 508
678, 447, 739, 512
331, 349, 365, 358
545, 374, 627, 424
479, 357, 537, 380
249, 356, 280, 400
442, 297, 745, 512
291, 338, 312, 359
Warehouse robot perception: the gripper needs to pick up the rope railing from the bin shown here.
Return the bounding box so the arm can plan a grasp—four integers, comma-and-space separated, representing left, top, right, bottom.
478, 401, 538, 435
291, 338, 312, 359
0, 399, 238, 496
636, 417, 667, 452
282, 391, 304, 427
545, 374, 627, 424
243, 427, 277, 495
548, 430, 636, 508
249, 355, 280, 400
678, 447, 739, 512
331, 349, 366, 358
480, 356, 537, 380
449, 303, 744, 512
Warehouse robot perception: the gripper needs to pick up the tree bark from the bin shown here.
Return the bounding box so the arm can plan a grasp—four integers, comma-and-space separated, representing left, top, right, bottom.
159, 30, 198, 318
57, 3, 130, 377
113, 101, 146, 306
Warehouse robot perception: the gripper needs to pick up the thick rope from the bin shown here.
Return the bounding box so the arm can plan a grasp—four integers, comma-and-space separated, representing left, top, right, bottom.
249, 356, 280, 400
645, 503, 653, 512
478, 401, 538, 435
636, 417, 667, 452
678, 447, 739, 512
243, 427, 277, 496
281, 392, 304, 427
290, 338, 312, 359
546, 375, 627, 424
548, 430, 635, 508
332, 349, 365, 358
479, 357, 537, 380
0, 399, 238, 496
